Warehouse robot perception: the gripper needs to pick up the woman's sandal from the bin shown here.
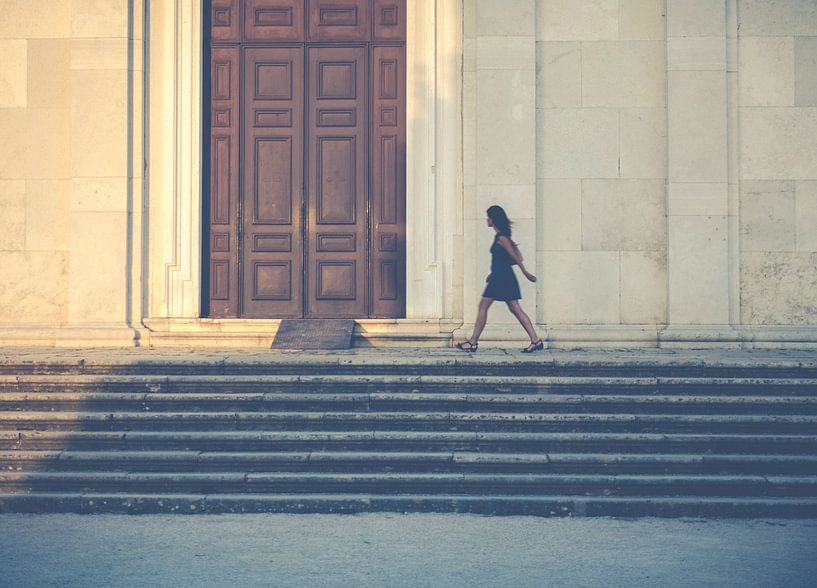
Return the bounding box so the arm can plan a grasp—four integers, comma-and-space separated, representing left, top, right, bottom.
522, 339, 544, 353
456, 340, 479, 353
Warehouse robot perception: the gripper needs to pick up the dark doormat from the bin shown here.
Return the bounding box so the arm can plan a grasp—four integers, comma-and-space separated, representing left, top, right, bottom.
271, 319, 356, 350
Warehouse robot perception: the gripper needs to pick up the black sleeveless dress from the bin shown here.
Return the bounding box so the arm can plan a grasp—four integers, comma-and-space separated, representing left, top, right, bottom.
482, 233, 521, 301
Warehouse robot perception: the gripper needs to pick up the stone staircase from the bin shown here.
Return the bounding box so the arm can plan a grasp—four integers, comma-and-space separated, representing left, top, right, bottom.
1, 352, 817, 516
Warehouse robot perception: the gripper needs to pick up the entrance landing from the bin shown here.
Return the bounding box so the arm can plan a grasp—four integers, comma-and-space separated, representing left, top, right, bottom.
271, 320, 355, 350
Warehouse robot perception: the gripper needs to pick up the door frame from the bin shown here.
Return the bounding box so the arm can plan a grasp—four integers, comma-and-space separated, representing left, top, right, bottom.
145, 0, 462, 321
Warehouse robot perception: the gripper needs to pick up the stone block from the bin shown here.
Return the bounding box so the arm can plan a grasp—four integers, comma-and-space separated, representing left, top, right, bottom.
538, 0, 618, 41
477, 37, 535, 70
738, 0, 817, 36
620, 250, 668, 324
27, 39, 70, 109
668, 182, 728, 216
71, 70, 128, 177
581, 179, 667, 251
740, 180, 796, 252
538, 179, 581, 251
0, 251, 68, 323
795, 36, 817, 106
542, 251, 620, 324
536, 42, 581, 108
741, 252, 817, 325
668, 70, 727, 182
477, 69, 535, 185
477, 0, 535, 37
68, 211, 127, 323
740, 107, 817, 180
71, 0, 129, 38
668, 215, 729, 324
0, 40, 27, 107
70, 177, 129, 213
538, 108, 619, 178
0, 180, 25, 250
0, 108, 26, 179
738, 37, 795, 107
668, 37, 726, 70
620, 108, 667, 179
26, 180, 69, 251
0, 0, 71, 39
619, 0, 666, 41
463, 71, 476, 185
464, 0, 476, 39
795, 180, 817, 252
71, 38, 129, 70
475, 185, 535, 222
667, 0, 725, 37
464, 38, 475, 72
582, 41, 666, 108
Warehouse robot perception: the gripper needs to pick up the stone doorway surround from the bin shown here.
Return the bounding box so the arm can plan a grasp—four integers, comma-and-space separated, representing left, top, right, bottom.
143, 0, 464, 346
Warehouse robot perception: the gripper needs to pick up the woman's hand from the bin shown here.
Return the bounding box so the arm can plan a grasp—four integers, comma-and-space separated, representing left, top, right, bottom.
524, 271, 537, 283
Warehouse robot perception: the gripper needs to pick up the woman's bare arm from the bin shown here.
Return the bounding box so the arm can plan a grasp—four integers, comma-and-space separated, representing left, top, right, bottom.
497, 236, 536, 282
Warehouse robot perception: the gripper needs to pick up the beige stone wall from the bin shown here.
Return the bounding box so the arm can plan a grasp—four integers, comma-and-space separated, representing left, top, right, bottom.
536, 0, 668, 326
738, 0, 817, 325
0, 0, 142, 344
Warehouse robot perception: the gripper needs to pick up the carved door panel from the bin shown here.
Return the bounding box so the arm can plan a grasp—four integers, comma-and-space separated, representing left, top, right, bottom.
241, 46, 304, 318
206, 0, 406, 319
306, 46, 368, 318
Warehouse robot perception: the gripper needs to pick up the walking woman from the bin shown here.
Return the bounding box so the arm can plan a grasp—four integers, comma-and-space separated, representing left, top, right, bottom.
456, 205, 544, 353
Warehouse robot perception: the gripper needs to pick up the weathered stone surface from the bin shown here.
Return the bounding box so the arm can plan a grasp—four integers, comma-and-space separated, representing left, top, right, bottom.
741, 252, 817, 324
739, 37, 795, 107
582, 41, 666, 107
581, 179, 667, 251
0, 251, 68, 323
538, 0, 618, 41
796, 180, 817, 252
0, 0, 71, 39
26, 179, 70, 251
0, 40, 27, 107
668, 182, 728, 216
668, 216, 729, 324
70, 0, 129, 38
542, 251, 620, 324
740, 180, 796, 252
795, 36, 817, 107
619, 0, 665, 41
621, 251, 668, 325
740, 107, 817, 180
477, 0, 535, 37
667, 0, 726, 37
620, 108, 667, 179
0, 180, 25, 250
539, 179, 581, 251
536, 42, 581, 108
27, 39, 70, 109
668, 37, 726, 71
669, 71, 727, 182
539, 108, 619, 178
738, 0, 817, 36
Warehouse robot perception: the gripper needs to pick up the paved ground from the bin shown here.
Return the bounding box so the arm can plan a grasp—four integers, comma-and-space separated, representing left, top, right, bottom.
1, 514, 816, 587
2, 345, 816, 368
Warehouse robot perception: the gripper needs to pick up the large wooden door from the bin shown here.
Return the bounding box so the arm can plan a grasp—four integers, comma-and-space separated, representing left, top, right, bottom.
206, 0, 405, 319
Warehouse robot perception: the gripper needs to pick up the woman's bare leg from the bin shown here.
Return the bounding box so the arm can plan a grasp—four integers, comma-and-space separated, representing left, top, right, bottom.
469, 297, 494, 343
506, 300, 539, 343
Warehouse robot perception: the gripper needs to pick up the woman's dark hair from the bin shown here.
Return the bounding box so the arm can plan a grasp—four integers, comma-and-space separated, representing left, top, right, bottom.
486, 205, 512, 237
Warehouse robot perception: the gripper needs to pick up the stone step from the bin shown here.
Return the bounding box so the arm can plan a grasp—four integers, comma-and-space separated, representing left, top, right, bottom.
2, 471, 816, 497
3, 491, 817, 516
4, 356, 817, 378
3, 411, 817, 433
3, 392, 817, 414
6, 430, 817, 453
2, 450, 817, 475
3, 375, 817, 396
